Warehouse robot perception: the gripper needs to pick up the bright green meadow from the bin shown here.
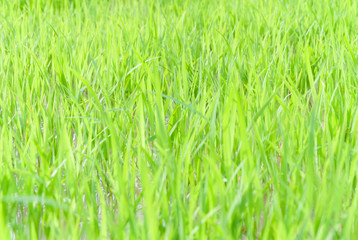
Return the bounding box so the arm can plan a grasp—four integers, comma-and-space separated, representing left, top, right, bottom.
1, 0, 358, 239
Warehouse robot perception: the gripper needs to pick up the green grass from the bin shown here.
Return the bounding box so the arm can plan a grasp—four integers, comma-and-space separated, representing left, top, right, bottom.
1, 0, 358, 238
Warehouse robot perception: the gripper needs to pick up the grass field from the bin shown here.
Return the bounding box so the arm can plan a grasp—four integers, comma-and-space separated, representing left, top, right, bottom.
1, 0, 358, 238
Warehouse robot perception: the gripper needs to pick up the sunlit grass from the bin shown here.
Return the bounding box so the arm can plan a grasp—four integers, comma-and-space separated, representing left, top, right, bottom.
1, 0, 358, 238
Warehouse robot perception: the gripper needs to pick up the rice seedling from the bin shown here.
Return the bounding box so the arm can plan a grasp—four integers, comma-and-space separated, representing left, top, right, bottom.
1, 0, 358, 238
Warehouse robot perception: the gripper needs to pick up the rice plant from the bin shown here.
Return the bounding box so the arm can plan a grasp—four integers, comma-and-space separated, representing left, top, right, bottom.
1, 0, 358, 238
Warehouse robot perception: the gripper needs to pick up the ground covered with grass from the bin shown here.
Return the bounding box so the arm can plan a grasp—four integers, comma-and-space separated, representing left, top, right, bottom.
1, 0, 358, 238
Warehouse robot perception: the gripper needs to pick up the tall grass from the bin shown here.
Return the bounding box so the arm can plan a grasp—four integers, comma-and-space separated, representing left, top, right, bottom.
1, 0, 358, 238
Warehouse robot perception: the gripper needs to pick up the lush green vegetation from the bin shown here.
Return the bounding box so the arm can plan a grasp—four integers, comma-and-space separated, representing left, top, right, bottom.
1, 0, 358, 238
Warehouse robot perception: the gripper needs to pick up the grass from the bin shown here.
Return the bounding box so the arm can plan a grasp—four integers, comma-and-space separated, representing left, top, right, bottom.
1, 0, 358, 238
